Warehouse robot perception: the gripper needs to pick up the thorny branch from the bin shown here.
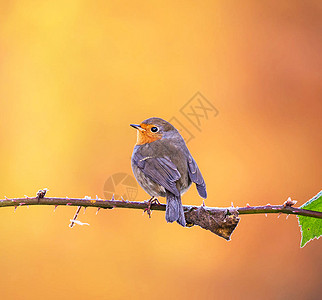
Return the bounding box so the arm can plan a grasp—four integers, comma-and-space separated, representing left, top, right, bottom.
1, 192, 321, 240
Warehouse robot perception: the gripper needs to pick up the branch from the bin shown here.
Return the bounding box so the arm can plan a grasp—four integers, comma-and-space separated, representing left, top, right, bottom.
1, 194, 321, 240
238, 205, 322, 218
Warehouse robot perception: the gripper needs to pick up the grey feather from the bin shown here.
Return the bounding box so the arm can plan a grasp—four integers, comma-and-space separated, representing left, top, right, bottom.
187, 155, 207, 199
165, 191, 186, 227
132, 152, 181, 197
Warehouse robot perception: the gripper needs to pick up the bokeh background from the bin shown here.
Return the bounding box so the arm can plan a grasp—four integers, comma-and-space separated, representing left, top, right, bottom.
0, 1, 321, 299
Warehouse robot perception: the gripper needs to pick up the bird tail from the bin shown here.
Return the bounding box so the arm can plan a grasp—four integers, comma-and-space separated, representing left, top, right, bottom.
165, 191, 186, 227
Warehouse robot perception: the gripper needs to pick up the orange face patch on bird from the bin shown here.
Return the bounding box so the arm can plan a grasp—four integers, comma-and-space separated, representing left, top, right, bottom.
130, 117, 207, 227
130, 123, 162, 145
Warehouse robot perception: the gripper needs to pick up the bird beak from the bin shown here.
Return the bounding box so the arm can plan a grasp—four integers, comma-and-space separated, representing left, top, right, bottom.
130, 124, 145, 131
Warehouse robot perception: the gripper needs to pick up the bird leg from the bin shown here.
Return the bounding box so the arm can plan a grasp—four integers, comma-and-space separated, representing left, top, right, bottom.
144, 196, 161, 218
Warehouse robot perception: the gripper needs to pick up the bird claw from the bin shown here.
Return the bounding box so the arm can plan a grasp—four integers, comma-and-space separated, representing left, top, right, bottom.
144, 197, 161, 218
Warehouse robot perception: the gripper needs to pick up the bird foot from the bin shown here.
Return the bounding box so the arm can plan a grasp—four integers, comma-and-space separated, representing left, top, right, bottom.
144, 197, 161, 218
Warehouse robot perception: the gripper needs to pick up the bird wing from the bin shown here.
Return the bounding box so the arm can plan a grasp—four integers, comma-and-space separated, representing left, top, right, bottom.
187, 155, 207, 199
133, 153, 181, 197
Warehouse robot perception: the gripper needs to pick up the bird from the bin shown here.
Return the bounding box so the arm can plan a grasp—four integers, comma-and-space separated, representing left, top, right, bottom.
130, 117, 207, 227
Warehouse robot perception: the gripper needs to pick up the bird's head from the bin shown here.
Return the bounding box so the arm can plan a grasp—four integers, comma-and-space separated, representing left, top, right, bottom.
130, 117, 177, 145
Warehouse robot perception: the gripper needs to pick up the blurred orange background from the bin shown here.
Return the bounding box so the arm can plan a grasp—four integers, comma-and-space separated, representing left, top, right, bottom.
0, 1, 321, 299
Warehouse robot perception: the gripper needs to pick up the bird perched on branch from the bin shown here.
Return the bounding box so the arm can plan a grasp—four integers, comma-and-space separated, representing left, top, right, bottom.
130, 117, 207, 226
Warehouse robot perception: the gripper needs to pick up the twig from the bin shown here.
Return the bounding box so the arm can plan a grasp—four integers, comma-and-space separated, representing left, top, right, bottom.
0, 197, 320, 219
69, 206, 82, 228
1, 196, 321, 240
238, 205, 322, 218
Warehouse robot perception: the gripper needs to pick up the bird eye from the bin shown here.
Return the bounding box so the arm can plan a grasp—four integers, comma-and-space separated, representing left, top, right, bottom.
150, 126, 159, 133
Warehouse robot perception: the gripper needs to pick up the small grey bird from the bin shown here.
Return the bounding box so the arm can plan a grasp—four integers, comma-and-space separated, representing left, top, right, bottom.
130, 117, 207, 226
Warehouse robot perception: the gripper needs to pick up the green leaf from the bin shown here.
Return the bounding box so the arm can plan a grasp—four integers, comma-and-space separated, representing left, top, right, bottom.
298, 191, 322, 248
